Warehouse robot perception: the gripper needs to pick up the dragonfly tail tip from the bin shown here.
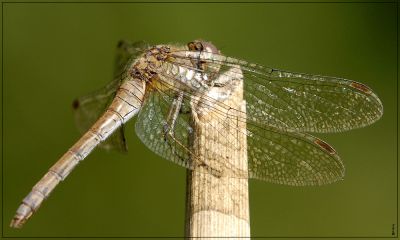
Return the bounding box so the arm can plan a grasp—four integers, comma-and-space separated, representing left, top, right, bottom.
10, 204, 33, 228
10, 216, 26, 228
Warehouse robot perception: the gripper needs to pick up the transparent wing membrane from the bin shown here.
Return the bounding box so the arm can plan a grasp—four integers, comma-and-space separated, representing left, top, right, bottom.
135, 88, 193, 168
114, 40, 148, 78
243, 70, 383, 133
168, 50, 383, 133
72, 41, 149, 152
135, 67, 345, 185
72, 78, 127, 151
246, 124, 344, 185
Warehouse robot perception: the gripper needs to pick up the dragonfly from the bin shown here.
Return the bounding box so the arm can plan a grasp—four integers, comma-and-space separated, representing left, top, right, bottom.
10, 40, 383, 228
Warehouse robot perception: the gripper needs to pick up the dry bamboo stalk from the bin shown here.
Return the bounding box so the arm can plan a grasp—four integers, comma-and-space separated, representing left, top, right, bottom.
185, 67, 250, 239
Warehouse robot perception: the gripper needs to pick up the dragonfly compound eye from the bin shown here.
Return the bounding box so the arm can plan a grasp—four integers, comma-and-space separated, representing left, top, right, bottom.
187, 42, 195, 51
187, 41, 204, 51
189, 40, 219, 54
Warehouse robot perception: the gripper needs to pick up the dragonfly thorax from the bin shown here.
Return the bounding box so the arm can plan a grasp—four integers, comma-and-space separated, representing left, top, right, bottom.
129, 45, 171, 82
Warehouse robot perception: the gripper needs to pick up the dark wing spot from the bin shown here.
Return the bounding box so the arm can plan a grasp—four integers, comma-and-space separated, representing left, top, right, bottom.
72, 99, 80, 110
117, 40, 124, 48
314, 139, 336, 155
350, 82, 371, 94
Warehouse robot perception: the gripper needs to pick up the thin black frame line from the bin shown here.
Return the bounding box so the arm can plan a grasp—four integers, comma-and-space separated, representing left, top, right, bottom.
0, 1, 397, 3
1, 1, 398, 239
396, 0, 399, 238
1, 1, 4, 239
1, 236, 399, 239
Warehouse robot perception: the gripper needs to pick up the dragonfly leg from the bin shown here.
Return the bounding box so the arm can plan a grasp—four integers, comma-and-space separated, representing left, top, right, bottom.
163, 91, 184, 140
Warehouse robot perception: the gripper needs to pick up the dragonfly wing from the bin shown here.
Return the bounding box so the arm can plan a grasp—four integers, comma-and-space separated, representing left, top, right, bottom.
73, 78, 127, 152
72, 41, 148, 152
169, 51, 383, 133
242, 69, 383, 133
135, 85, 249, 178
135, 88, 194, 169
113, 40, 148, 78
136, 67, 344, 185
246, 122, 344, 185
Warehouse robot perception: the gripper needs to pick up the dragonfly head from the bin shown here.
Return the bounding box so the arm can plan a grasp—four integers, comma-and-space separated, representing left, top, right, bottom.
187, 40, 221, 83
187, 40, 220, 54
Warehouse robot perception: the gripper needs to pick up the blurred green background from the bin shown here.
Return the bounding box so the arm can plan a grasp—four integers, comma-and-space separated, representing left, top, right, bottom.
1, 2, 397, 238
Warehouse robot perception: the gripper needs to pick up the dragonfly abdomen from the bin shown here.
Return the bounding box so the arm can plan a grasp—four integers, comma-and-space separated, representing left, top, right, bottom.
10, 78, 145, 228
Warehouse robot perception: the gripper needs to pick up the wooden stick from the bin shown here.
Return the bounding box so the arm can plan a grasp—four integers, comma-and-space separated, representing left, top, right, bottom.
185, 67, 250, 238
